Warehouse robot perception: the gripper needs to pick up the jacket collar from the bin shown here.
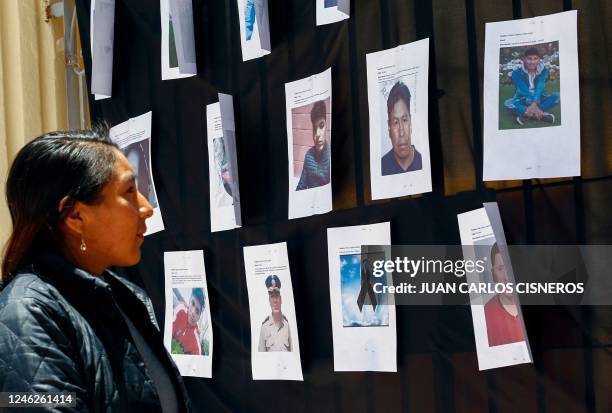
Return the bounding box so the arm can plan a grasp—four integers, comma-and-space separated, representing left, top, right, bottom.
30, 253, 159, 329
32, 253, 113, 298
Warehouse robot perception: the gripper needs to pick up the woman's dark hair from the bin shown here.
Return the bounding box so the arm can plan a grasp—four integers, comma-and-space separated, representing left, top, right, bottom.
1, 126, 119, 283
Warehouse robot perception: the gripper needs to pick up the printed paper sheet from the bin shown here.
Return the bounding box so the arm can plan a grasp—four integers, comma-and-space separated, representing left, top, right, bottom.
243, 242, 303, 380
327, 222, 396, 372
366, 39, 432, 200
457, 204, 532, 370
483, 10, 580, 180
286, 68, 333, 219
206, 94, 242, 232
163, 250, 214, 377
109, 112, 165, 235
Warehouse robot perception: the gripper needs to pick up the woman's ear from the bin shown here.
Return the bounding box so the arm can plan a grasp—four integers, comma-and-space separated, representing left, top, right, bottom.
58, 196, 84, 236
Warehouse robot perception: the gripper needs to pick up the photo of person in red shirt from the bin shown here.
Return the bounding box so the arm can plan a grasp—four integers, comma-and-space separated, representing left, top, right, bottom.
484, 243, 526, 347
171, 288, 206, 355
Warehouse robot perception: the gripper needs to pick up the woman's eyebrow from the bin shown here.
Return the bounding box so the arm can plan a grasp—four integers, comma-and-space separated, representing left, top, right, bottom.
121, 173, 138, 184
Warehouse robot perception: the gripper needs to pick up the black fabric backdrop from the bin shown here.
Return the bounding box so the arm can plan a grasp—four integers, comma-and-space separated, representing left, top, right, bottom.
76, 0, 611, 412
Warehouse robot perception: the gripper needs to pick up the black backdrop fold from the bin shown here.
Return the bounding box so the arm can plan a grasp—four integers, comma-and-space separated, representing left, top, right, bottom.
76, 1, 611, 412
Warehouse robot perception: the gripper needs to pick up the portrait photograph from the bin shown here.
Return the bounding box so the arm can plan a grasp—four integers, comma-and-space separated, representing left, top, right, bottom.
498, 41, 561, 130
378, 76, 422, 177
237, 0, 271, 61
122, 139, 158, 208
291, 97, 332, 191
163, 251, 214, 377
171, 287, 211, 357
168, 13, 178, 68
207, 98, 242, 232
212, 137, 234, 207
367, 39, 432, 199
171, 0, 196, 67
244, 243, 303, 380
244, 0, 269, 45
160, 0, 195, 79
473, 238, 526, 348
244, 0, 256, 41
458, 206, 533, 370
483, 11, 579, 181
340, 253, 389, 328
257, 274, 294, 353
286, 68, 333, 219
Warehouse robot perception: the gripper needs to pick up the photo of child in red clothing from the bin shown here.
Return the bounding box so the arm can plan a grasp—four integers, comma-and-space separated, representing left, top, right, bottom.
171, 288, 210, 356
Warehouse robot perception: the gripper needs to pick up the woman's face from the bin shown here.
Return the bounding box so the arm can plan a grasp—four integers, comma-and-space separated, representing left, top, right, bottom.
78, 149, 153, 270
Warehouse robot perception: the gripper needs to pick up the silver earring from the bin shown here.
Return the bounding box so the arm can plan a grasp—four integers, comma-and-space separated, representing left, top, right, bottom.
80, 237, 87, 252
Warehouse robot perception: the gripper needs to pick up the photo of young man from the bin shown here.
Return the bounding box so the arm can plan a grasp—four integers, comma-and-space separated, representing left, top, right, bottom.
500, 43, 561, 129
172, 288, 207, 355
296, 100, 331, 191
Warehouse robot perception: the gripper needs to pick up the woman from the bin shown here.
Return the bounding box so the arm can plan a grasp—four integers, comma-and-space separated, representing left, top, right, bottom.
0, 128, 191, 412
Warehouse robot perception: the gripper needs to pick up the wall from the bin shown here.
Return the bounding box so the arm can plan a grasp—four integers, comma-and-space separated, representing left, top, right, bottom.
76, 0, 612, 412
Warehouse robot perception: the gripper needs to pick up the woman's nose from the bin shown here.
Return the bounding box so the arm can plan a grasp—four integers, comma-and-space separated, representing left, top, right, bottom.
137, 191, 154, 218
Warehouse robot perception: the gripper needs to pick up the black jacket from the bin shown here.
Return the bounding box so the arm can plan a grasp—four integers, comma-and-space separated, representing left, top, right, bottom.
0, 254, 192, 412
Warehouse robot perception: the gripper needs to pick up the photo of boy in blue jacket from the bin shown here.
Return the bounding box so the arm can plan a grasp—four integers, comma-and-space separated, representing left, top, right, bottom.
501, 47, 561, 129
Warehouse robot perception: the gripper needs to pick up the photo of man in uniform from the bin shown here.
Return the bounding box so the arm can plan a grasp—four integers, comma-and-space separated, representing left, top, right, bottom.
501, 46, 561, 128
381, 81, 422, 176
172, 288, 206, 355
258, 275, 292, 352
296, 100, 331, 191
484, 243, 525, 347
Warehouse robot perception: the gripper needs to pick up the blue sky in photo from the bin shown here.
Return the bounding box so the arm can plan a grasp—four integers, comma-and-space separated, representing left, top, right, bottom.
340, 254, 389, 327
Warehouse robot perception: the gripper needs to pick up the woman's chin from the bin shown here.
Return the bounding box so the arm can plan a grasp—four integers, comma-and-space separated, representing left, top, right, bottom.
119, 250, 142, 267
